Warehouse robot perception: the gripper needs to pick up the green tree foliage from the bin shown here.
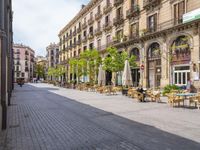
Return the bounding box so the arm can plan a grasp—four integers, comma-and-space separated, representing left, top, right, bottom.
69, 49, 101, 84
103, 47, 137, 72
35, 64, 45, 79
47, 65, 66, 80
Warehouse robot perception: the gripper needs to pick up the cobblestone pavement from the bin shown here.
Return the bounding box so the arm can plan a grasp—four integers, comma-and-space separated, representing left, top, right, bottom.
0, 84, 200, 150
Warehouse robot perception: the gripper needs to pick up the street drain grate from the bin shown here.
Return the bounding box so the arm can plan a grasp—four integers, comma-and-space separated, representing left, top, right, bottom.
9, 124, 20, 129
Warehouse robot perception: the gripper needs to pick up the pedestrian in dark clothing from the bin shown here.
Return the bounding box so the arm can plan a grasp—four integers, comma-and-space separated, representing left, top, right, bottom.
137, 85, 145, 102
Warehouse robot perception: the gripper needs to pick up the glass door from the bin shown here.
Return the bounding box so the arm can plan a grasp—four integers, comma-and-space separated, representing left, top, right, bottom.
173, 66, 190, 86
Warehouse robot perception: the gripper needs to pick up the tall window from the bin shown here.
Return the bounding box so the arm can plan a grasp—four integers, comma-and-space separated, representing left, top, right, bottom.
148, 14, 157, 32
116, 30, 123, 40
97, 21, 101, 28
106, 0, 110, 5
131, 0, 136, 7
116, 7, 122, 18
90, 12, 93, 19
89, 26, 93, 35
83, 46, 87, 51
89, 43, 93, 50
105, 15, 110, 25
130, 23, 139, 37
97, 39, 101, 49
98, 5, 101, 13
174, 1, 185, 25
83, 30, 87, 37
106, 35, 111, 45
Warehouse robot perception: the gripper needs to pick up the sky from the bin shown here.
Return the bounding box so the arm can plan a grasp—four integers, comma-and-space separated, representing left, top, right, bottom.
13, 0, 90, 56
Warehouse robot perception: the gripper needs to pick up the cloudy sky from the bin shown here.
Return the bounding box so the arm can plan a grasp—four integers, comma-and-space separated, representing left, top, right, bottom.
13, 0, 90, 56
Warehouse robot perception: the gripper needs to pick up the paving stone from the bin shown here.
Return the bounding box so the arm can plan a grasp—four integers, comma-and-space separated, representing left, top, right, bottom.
0, 84, 199, 150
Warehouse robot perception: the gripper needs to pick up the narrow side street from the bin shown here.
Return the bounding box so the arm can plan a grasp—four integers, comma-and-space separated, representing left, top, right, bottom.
0, 83, 200, 150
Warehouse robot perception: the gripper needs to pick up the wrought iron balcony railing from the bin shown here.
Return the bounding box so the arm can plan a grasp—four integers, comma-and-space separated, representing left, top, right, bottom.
103, 3, 112, 14
95, 11, 102, 20
114, 0, 124, 7
126, 5, 140, 19
113, 15, 124, 26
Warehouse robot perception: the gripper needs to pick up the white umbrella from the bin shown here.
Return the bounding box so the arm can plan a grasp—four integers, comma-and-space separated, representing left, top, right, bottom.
98, 65, 105, 86
122, 60, 133, 87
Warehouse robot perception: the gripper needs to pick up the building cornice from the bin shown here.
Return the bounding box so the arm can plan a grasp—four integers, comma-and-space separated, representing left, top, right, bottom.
58, 0, 102, 37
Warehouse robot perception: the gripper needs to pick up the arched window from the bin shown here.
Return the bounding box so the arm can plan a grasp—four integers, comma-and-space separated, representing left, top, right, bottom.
148, 42, 160, 59
171, 35, 190, 58
130, 48, 140, 60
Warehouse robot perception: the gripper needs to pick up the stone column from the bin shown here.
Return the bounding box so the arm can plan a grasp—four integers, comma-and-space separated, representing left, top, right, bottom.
191, 27, 200, 89
160, 41, 170, 88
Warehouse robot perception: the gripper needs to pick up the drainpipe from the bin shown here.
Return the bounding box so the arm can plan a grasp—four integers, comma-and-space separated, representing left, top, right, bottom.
0, 0, 8, 130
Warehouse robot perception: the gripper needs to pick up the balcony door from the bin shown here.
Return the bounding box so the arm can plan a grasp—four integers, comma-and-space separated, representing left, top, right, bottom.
147, 42, 161, 88
174, 1, 185, 25
148, 14, 157, 32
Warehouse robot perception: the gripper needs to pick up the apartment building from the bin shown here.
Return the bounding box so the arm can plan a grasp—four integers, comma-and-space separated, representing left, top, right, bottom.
46, 43, 59, 68
59, 0, 200, 89
46, 43, 59, 80
0, 0, 13, 130
13, 44, 35, 82
35, 56, 48, 79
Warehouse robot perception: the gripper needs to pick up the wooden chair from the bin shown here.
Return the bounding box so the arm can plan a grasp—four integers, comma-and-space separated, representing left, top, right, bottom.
190, 95, 200, 109
150, 91, 161, 102
167, 94, 184, 107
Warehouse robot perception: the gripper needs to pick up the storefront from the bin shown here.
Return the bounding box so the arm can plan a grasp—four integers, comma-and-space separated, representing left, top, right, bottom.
130, 47, 140, 87
147, 42, 161, 88
170, 35, 191, 86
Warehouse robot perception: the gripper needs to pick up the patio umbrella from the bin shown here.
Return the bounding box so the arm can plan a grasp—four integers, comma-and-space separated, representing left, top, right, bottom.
122, 60, 133, 87
98, 65, 105, 86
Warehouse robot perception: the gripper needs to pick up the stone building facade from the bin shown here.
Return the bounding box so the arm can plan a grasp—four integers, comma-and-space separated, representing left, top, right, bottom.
46, 43, 59, 80
59, 0, 200, 89
46, 43, 59, 68
0, 0, 13, 130
13, 44, 35, 82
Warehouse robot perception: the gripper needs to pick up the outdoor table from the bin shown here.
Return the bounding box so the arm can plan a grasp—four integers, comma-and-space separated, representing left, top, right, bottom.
176, 93, 197, 106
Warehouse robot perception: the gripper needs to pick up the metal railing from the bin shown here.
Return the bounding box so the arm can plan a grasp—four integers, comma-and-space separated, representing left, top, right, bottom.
114, 0, 124, 7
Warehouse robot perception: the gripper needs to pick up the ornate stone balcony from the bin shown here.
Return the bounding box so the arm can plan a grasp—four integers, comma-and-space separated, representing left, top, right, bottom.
103, 22, 112, 31
113, 15, 124, 26
72, 43, 76, 48
68, 34, 72, 39
126, 5, 140, 19
88, 17, 94, 25
103, 3, 112, 14
82, 37, 87, 43
73, 31, 76, 36
82, 22, 87, 29
77, 27, 81, 33
76, 39, 82, 45
88, 33, 94, 40
114, 0, 124, 7
94, 28, 102, 36
129, 32, 139, 40
95, 11, 102, 20
143, 0, 161, 9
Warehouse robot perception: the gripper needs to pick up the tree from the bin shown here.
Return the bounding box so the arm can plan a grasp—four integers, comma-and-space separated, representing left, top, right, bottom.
69, 49, 101, 84
35, 64, 45, 80
103, 47, 137, 85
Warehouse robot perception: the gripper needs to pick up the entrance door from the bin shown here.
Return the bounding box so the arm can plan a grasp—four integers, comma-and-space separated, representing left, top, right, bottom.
132, 68, 140, 87
173, 66, 190, 86
106, 71, 112, 85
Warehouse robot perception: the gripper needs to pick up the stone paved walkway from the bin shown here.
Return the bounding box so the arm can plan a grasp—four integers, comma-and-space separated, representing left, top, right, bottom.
0, 83, 200, 150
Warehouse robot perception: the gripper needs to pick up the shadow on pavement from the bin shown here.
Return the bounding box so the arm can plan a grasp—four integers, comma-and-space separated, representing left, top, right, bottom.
1, 84, 199, 150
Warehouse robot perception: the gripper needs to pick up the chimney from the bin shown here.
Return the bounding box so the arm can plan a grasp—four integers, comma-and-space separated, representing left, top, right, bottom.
81, 5, 85, 9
